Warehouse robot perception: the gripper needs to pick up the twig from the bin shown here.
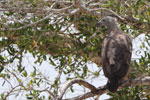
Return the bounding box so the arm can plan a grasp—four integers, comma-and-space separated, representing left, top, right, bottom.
1, 4, 74, 31
74, 0, 124, 20
74, 0, 149, 32
1, 13, 53, 31
61, 23, 73, 33
3, 85, 20, 100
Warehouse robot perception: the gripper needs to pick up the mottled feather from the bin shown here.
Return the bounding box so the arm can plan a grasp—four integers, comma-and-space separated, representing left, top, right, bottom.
97, 16, 132, 92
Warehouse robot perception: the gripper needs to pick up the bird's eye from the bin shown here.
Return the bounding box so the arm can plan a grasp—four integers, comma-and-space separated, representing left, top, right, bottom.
103, 19, 105, 22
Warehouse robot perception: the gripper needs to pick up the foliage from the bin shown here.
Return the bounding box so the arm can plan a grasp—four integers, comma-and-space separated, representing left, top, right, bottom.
0, 0, 150, 100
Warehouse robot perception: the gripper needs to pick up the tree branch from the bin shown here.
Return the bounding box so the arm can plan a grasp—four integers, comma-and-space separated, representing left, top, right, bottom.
1, 4, 74, 31
57, 76, 150, 100
1, 0, 148, 68
74, 0, 149, 32
56, 78, 98, 100
74, 0, 124, 19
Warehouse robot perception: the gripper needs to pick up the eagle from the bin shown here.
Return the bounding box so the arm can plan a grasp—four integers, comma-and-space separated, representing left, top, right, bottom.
97, 16, 132, 92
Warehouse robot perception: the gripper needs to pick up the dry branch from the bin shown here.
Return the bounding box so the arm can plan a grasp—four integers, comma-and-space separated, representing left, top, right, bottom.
57, 78, 98, 100
56, 76, 150, 100
74, 0, 149, 32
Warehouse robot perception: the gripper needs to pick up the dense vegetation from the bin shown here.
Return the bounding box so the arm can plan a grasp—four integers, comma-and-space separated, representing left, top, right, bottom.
0, 0, 150, 100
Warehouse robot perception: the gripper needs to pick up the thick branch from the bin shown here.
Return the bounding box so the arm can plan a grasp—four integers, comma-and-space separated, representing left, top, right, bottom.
57, 76, 150, 100
56, 78, 98, 100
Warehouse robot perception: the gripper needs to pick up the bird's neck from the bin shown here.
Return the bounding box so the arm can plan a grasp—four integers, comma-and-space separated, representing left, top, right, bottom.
107, 24, 120, 35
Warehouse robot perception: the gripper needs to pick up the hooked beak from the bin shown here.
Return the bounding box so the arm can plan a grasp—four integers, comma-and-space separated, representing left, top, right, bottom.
96, 22, 102, 28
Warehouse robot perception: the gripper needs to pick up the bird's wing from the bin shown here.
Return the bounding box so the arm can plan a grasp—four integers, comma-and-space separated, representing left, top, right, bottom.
101, 34, 132, 79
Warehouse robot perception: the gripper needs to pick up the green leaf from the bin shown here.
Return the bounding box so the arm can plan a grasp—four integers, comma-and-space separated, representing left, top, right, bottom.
49, 57, 56, 66
0, 66, 4, 73
49, 24, 55, 31
0, 55, 4, 62
23, 71, 28, 77
70, 86, 74, 93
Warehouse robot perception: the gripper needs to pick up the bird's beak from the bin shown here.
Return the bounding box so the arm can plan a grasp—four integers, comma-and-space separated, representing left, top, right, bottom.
96, 22, 102, 28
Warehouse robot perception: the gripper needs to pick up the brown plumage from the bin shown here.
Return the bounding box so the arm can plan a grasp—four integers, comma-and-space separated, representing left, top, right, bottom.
97, 16, 132, 92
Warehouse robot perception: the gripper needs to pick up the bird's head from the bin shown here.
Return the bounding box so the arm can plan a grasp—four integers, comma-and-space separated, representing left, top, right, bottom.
96, 16, 117, 29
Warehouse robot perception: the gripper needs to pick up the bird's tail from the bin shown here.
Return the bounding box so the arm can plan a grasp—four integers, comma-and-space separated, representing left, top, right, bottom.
107, 80, 118, 92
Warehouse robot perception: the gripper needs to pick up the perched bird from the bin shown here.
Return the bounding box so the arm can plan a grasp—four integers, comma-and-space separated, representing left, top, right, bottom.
97, 16, 132, 92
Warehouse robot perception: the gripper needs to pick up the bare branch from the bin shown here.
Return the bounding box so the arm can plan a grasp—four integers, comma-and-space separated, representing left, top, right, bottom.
57, 76, 150, 100
74, 0, 149, 32
3, 85, 20, 100
1, 4, 74, 31
1, 13, 53, 31
74, 0, 124, 20
56, 78, 98, 100
20, 85, 55, 98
